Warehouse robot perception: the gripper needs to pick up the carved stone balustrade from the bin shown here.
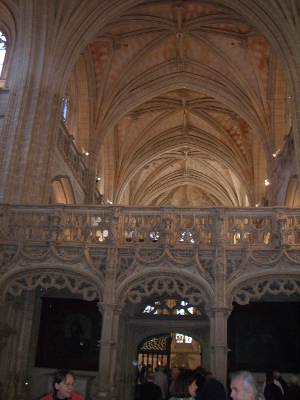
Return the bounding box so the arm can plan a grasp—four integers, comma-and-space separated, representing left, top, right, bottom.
1, 204, 300, 399
57, 123, 93, 192
0, 204, 300, 303
1, 204, 300, 246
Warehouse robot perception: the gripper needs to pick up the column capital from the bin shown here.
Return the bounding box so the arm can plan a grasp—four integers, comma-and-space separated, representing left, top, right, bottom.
98, 302, 123, 315
205, 306, 232, 319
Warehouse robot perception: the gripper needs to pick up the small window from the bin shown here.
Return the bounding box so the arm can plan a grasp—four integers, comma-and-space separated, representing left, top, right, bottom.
61, 86, 70, 121
177, 301, 195, 315
61, 97, 69, 121
175, 333, 193, 344
142, 299, 203, 316
0, 30, 7, 77
143, 305, 156, 314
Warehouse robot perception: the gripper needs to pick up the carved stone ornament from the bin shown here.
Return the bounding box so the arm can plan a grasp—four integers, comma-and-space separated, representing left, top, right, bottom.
2, 271, 100, 301
119, 274, 211, 307
231, 277, 300, 305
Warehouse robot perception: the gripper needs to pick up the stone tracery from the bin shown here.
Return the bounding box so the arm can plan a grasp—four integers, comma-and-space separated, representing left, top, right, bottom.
0, 271, 101, 303
0, 1, 300, 399
230, 277, 300, 306
120, 274, 211, 307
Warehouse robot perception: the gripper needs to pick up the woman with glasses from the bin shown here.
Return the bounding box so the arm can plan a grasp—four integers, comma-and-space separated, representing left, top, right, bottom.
41, 370, 84, 400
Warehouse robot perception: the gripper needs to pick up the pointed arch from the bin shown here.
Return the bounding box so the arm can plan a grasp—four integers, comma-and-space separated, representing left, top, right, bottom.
227, 274, 300, 307
0, 2, 16, 82
117, 271, 214, 310
285, 175, 300, 207
0, 268, 102, 305
50, 175, 76, 204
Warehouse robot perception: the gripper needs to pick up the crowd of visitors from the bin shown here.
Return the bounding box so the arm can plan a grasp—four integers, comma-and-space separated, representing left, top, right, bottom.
40, 367, 300, 400
135, 365, 300, 400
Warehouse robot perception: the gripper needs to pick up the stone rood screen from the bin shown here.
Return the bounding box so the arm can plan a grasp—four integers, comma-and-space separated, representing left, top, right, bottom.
1, 204, 300, 305
1, 204, 299, 247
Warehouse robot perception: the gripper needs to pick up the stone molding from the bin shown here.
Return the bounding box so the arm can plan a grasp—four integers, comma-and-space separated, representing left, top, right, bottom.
1, 205, 300, 308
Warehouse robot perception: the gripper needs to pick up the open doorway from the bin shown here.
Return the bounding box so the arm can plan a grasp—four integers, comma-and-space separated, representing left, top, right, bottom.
137, 332, 201, 372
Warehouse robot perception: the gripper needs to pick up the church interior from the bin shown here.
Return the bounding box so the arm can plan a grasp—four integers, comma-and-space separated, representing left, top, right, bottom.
0, 1, 300, 399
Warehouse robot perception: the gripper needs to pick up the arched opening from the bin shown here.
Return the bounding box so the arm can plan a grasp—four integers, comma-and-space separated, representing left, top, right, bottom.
285, 176, 300, 206
49, 176, 76, 204
169, 332, 201, 370
137, 332, 201, 372
135, 331, 202, 399
130, 296, 208, 376
117, 274, 212, 399
228, 279, 300, 374
137, 333, 172, 372
0, 30, 7, 78
35, 295, 102, 371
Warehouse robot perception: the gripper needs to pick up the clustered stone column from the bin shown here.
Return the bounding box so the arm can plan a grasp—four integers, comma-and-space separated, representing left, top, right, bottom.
96, 303, 121, 399
208, 210, 231, 387
94, 236, 123, 399
0, 291, 36, 400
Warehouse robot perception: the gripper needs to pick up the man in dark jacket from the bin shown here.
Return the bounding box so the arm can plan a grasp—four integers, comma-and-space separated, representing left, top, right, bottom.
264, 372, 284, 400
284, 376, 300, 400
196, 372, 227, 400
136, 372, 162, 400
273, 372, 288, 394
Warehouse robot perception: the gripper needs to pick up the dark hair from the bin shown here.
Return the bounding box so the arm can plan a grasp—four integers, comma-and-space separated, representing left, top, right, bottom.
146, 372, 155, 381
265, 371, 274, 383
52, 370, 75, 392
171, 370, 196, 398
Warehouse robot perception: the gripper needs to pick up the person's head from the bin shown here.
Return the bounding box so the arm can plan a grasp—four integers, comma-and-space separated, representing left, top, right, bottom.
273, 371, 280, 379
196, 366, 206, 375
52, 370, 76, 399
146, 372, 155, 382
171, 367, 180, 380
265, 371, 274, 383
171, 370, 197, 398
204, 372, 213, 381
289, 376, 298, 385
230, 371, 258, 400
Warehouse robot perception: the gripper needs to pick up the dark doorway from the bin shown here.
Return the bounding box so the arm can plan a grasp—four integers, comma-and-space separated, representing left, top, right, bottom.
228, 302, 300, 372
35, 297, 102, 371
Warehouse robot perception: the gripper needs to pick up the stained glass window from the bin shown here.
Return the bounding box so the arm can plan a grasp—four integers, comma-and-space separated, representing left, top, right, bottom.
62, 97, 69, 121
142, 299, 202, 316
175, 333, 193, 344
0, 31, 7, 77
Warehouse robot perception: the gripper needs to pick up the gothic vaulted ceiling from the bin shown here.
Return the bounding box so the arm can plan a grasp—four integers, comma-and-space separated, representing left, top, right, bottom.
65, 1, 290, 207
